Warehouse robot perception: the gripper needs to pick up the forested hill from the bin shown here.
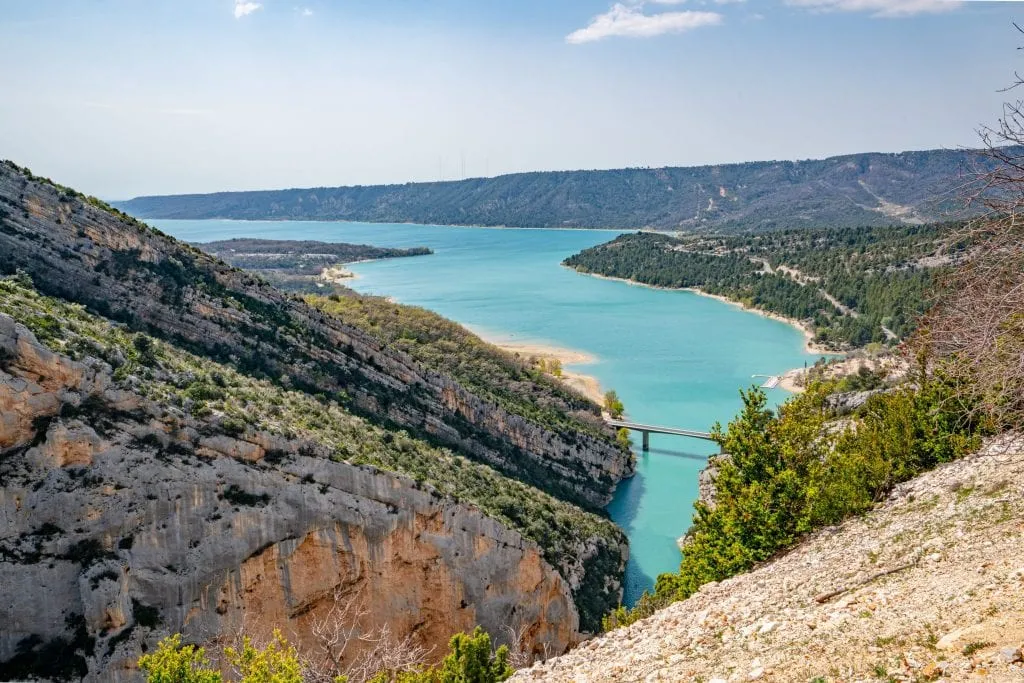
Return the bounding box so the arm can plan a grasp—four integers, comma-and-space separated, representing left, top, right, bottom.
116, 147, 993, 231
564, 225, 967, 349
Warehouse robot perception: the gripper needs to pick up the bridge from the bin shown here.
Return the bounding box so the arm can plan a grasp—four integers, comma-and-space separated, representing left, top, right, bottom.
606, 419, 719, 452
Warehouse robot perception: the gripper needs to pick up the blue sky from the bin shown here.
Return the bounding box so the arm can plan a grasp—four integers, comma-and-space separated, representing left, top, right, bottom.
0, 0, 1020, 198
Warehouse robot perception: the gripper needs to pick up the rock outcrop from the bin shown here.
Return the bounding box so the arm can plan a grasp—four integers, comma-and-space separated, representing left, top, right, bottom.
0, 316, 583, 681
0, 161, 632, 511
516, 437, 1024, 682
677, 453, 728, 549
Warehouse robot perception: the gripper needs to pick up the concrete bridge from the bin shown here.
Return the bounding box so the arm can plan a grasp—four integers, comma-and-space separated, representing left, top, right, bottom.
605, 419, 719, 452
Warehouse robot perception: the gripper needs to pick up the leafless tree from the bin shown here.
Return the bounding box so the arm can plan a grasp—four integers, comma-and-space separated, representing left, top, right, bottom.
302, 588, 369, 682
500, 622, 556, 670
501, 623, 533, 670
338, 622, 433, 683
914, 31, 1024, 431
302, 589, 433, 683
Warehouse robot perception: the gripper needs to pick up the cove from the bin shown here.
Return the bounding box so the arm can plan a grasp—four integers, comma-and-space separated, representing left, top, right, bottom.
150, 219, 822, 605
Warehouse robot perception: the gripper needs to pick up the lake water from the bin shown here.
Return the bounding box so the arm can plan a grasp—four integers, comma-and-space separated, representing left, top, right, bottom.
151, 219, 821, 605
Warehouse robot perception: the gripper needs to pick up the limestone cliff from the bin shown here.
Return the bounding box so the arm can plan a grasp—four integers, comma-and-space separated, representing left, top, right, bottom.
0, 315, 585, 681
0, 161, 633, 512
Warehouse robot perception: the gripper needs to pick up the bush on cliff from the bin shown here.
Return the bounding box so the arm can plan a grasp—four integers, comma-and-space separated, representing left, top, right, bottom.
367, 627, 513, 683
138, 634, 223, 683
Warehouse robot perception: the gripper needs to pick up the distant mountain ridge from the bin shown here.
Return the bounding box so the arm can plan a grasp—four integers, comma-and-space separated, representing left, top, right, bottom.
116, 147, 996, 231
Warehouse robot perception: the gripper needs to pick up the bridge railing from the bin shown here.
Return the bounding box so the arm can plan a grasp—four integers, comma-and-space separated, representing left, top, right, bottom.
605, 419, 721, 452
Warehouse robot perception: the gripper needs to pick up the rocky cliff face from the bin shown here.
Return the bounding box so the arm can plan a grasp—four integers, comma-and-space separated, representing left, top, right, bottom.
0, 162, 632, 511
0, 316, 582, 681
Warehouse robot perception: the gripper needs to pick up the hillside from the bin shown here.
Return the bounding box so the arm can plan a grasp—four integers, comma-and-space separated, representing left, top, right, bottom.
516, 436, 1024, 682
0, 160, 635, 680
0, 161, 632, 514
564, 225, 965, 349
114, 148, 992, 232
0, 286, 600, 679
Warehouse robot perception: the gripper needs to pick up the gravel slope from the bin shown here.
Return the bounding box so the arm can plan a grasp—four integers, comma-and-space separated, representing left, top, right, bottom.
515, 436, 1024, 682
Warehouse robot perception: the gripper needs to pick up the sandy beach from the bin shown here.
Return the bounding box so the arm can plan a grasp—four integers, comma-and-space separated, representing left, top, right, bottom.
777, 367, 810, 393
559, 371, 605, 405
472, 330, 606, 404
491, 341, 597, 366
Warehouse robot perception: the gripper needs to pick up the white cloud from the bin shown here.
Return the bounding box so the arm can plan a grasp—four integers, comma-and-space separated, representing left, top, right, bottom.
301, 7, 313, 16
785, 0, 962, 18
566, 3, 723, 44
233, 1, 262, 19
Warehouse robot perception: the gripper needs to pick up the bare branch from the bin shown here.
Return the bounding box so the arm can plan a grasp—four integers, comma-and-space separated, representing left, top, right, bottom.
299, 589, 432, 683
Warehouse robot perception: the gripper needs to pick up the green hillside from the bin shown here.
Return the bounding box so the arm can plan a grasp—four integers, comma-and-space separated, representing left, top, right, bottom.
564, 224, 968, 349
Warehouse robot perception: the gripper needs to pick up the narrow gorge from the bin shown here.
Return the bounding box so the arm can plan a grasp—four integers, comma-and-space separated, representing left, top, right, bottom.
0, 162, 631, 680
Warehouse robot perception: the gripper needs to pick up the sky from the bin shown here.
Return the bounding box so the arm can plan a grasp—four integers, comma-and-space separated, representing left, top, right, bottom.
1, 0, 1021, 198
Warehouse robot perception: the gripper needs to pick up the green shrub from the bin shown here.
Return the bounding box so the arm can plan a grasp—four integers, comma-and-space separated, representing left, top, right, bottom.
366, 627, 513, 683
224, 630, 303, 683
603, 391, 624, 419
132, 599, 162, 628
63, 538, 114, 567
138, 634, 222, 683
222, 485, 270, 507
609, 372, 985, 627
141, 627, 512, 683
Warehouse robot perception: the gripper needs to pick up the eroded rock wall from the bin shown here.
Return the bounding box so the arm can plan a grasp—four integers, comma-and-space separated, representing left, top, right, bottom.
0, 318, 581, 682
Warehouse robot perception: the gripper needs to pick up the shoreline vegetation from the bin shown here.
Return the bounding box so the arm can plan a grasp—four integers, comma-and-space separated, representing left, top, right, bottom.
563, 230, 948, 350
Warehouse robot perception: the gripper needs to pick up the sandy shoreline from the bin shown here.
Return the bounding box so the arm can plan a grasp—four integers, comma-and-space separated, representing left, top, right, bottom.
777, 368, 810, 393
572, 268, 836, 356
490, 341, 597, 366
471, 331, 606, 404
559, 371, 605, 405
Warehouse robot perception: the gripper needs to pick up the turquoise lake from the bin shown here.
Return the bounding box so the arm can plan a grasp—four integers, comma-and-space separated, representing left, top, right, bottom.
151, 219, 821, 605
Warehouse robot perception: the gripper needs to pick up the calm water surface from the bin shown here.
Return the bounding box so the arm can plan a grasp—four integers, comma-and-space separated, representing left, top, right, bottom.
152, 219, 821, 604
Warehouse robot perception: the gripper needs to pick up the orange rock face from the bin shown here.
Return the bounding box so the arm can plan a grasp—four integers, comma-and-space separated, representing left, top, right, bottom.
0, 316, 584, 681
204, 514, 578, 667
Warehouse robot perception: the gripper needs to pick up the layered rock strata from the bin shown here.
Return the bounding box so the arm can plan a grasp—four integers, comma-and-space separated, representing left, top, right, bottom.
0, 316, 584, 681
